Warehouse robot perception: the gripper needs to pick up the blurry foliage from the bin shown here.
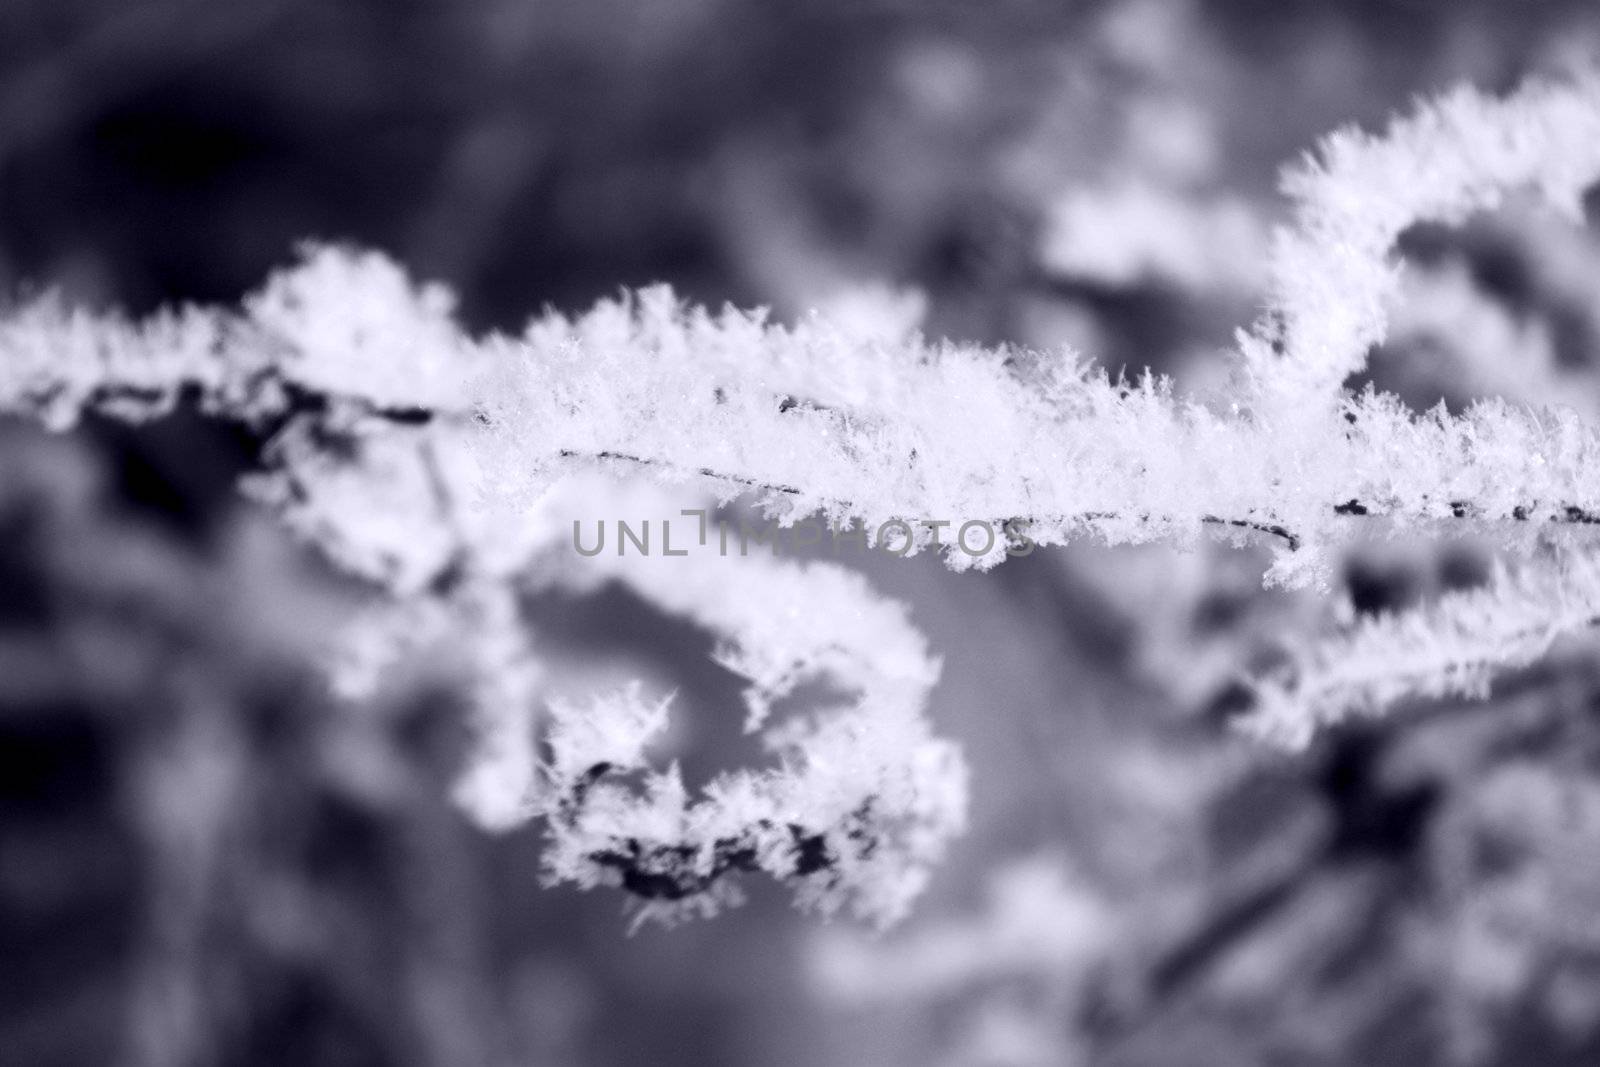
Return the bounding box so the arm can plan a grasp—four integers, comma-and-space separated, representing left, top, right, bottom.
0, 425, 563, 1066
6, 0, 1600, 1065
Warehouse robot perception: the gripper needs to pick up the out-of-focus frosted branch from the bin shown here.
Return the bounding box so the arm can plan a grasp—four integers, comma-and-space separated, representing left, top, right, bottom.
1040, 183, 1269, 294
1242, 73, 1600, 407
1242, 550, 1600, 750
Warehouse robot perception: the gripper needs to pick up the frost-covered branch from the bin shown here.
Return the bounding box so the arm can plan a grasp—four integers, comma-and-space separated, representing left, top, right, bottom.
528, 483, 963, 929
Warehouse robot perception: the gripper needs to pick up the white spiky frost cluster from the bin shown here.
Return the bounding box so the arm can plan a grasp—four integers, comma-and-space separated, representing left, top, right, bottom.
532, 500, 961, 928
2, 70, 1600, 925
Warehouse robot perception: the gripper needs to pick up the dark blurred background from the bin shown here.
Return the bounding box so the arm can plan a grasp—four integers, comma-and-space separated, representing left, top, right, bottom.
6, 2, 1600, 1065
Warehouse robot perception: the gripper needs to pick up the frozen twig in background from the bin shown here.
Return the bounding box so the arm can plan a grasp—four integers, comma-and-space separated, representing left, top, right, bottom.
1243, 551, 1600, 749
1242, 72, 1600, 406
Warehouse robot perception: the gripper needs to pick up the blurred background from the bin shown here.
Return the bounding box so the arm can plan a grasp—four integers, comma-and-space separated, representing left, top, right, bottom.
5, 1, 1600, 1064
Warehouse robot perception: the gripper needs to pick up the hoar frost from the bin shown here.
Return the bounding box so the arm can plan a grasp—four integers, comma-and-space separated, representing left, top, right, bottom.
3, 71, 1600, 924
